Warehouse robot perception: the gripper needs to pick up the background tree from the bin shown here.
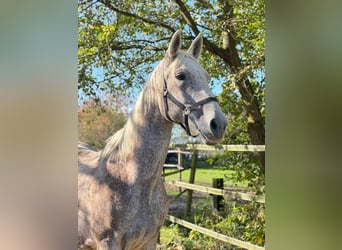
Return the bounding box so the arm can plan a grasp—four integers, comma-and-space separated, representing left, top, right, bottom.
78, 97, 126, 149
78, 0, 265, 171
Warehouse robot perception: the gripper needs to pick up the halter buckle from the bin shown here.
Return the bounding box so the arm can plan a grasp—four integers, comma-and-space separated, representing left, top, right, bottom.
183, 106, 192, 115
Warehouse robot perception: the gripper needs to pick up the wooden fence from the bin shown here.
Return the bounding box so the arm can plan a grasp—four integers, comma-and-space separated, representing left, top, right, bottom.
163, 144, 265, 250
169, 143, 265, 152
164, 180, 265, 204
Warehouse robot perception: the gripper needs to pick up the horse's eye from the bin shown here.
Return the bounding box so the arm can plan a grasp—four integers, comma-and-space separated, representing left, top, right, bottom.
175, 72, 186, 81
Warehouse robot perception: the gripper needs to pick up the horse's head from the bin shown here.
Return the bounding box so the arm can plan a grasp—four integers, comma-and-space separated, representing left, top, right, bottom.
161, 30, 227, 145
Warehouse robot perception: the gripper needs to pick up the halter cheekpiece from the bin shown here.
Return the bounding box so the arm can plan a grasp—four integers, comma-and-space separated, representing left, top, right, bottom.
163, 76, 218, 137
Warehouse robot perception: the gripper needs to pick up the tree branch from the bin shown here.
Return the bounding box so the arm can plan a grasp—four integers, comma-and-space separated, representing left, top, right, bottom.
173, 0, 199, 34
109, 38, 170, 51
110, 43, 165, 51
173, 0, 231, 64
98, 0, 176, 32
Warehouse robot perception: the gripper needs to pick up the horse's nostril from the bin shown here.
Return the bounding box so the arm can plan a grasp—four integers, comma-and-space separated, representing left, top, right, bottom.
210, 119, 218, 133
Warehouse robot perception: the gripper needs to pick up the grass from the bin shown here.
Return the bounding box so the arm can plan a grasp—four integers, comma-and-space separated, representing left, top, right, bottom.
158, 223, 179, 247
158, 223, 192, 249
163, 167, 248, 188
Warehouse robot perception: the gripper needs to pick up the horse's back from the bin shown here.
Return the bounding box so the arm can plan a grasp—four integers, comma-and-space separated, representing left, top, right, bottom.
78, 141, 100, 249
78, 141, 97, 157
78, 141, 99, 168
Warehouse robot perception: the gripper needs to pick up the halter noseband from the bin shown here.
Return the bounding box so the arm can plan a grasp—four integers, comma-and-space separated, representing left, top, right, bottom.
163, 77, 218, 137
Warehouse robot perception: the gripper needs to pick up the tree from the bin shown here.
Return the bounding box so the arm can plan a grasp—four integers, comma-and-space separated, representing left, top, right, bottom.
78, 98, 126, 149
78, 0, 265, 172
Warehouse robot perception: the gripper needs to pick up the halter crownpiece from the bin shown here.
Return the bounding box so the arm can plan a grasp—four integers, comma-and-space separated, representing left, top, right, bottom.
162, 77, 218, 137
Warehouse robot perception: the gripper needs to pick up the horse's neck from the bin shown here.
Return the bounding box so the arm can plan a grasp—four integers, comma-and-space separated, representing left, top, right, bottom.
130, 84, 173, 158
103, 80, 173, 182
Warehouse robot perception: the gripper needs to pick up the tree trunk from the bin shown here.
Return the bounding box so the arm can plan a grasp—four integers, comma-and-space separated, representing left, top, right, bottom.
225, 32, 265, 174
201, 3, 265, 174
201, 34, 265, 174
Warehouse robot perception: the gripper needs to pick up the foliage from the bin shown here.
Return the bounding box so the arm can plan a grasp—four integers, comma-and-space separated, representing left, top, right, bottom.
158, 223, 195, 250
160, 197, 265, 249
191, 198, 265, 248
78, 98, 126, 149
78, 0, 264, 87
78, 0, 171, 96
78, 0, 265, 158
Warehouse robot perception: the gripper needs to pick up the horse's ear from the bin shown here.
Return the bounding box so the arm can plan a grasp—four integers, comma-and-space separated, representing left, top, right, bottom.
187, 33, 203, 59
167, 30, 182, 58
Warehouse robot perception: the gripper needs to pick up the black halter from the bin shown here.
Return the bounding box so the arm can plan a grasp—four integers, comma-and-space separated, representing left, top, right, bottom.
163, 77, 218, 137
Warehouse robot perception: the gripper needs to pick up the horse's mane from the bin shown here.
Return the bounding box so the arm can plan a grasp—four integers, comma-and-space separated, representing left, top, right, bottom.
99, 62, 164, 164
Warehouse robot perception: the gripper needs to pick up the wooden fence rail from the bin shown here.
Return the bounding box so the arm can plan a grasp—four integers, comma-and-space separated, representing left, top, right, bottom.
169, 144, 265, 152
167, 215, 265, 250
165, 180, 265, 204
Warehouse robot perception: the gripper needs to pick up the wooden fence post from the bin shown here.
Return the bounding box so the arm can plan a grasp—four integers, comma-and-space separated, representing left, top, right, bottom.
212, 178, 224, 212
185, 150, 198, 216
177, 148, 182, 192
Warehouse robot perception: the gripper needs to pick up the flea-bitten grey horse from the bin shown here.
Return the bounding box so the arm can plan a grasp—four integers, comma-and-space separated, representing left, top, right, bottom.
78, 30, 227, 250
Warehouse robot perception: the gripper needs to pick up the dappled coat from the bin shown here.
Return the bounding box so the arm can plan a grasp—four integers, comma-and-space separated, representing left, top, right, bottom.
78, 30, 227, 250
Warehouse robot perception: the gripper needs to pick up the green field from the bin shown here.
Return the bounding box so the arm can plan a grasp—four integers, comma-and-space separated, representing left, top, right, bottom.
163, 167, 247, 188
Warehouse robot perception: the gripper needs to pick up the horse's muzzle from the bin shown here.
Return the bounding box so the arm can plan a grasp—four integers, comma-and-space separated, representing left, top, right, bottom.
196, 109, 227, 145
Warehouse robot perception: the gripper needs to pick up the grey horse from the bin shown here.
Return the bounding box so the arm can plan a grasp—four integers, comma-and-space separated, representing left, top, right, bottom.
78, 30, 227, 250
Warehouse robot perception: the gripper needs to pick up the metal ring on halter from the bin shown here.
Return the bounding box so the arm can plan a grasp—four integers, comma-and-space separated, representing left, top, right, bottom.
183, 106, 192, 115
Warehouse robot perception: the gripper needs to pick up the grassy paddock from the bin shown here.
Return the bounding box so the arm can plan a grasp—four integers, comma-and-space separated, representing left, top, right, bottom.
163, 167, 248, 187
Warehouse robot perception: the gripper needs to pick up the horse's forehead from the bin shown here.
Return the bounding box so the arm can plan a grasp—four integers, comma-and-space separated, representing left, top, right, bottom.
173, 54, 208, 77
